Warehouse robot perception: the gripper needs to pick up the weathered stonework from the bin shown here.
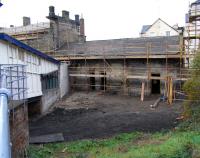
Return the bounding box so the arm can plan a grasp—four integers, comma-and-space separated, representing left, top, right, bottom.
10, 104, 29, 158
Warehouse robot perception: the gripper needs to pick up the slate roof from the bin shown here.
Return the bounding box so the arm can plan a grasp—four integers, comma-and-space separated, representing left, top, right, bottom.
141, 25, 151, 34
58, 36, 180, 57
0, 33, 59, 64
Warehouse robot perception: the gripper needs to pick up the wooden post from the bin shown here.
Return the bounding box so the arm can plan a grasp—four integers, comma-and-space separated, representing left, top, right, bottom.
167, 76, 173, 105
141, 82, 145, 102
164, 79, 167, 98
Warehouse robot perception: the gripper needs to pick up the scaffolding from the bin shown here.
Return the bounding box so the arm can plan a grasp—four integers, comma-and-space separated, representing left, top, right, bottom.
0, 65, 27, 158
54, 39, 189, 103
0, 3, 198, 103
48, 2, 200, 103
184, 1, 200, 67
0, 19, 80, 55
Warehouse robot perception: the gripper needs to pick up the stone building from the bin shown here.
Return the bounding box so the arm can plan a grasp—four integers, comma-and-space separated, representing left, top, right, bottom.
55, 35, 185, 98
0, 6, 85, 54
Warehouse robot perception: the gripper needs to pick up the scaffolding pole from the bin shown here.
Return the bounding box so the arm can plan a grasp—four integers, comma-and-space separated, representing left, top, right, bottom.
0, 70, 11, 158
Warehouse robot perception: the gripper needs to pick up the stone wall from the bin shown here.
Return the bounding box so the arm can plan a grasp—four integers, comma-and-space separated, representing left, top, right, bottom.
69, 59, 181, 96
10, 104, 29, 158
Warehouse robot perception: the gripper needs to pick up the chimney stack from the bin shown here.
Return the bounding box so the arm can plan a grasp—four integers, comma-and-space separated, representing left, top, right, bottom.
23, 17, 31, 26
80, 17, 85, 37
75, 14, 80, 25
49, 6, 55, 17
62, 10, 69, 21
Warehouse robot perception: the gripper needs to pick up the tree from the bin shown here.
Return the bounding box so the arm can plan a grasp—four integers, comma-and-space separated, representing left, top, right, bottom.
183, 53, 200, 117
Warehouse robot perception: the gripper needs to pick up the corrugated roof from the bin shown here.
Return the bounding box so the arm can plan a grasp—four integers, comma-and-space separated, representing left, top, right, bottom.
141, 25, 151, 34
0, 33, 60, 65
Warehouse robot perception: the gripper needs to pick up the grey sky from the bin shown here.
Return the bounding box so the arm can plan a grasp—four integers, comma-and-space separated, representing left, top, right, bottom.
0, 0, 190, 40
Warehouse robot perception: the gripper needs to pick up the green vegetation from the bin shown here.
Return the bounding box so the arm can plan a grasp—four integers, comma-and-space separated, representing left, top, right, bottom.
183, 53, 200, 117
28, 107, 200, 158
28, 131, 200, 158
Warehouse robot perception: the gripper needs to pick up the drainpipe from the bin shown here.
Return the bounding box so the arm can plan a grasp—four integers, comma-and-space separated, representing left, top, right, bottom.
0, 70, 11, 158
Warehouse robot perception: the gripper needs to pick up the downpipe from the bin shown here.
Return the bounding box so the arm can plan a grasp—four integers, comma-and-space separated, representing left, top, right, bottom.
0, 71, 11, 158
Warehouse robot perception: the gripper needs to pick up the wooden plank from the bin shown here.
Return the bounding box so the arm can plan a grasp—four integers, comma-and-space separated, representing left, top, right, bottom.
29, 133, 64, 144
70, 74, 106, 78
55, 54, 192, 61
69, 74, 149, 79
167, 77, 173, 105
141, 82, 145, 102
150, 97, 161, 108
69, 74, 189, 81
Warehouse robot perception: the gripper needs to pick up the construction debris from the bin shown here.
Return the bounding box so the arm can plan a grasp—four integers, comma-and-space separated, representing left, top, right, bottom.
150, 97, 161, 109
30, 133, 64, 144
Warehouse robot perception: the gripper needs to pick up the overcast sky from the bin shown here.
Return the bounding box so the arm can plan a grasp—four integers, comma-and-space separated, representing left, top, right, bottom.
0, 0, 190, 40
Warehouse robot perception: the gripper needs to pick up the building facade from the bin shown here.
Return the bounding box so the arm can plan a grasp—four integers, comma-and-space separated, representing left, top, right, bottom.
0, 6, 86, 54
56, 35, 184, 99
184, 0, 200, 67
140, 18, 180, 37
0, 33, 69, 157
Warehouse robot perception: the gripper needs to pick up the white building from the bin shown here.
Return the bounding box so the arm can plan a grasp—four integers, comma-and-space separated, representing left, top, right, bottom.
140, 18, 179, 37
0, 33, 68, 113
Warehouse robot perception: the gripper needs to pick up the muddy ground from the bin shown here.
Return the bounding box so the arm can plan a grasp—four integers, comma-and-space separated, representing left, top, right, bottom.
29, 92, 183, 142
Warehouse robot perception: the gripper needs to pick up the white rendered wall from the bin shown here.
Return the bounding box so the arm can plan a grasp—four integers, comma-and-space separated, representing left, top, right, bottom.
59, 62, 69, 98
0, 41, 59, 98
142, 20, 179, 37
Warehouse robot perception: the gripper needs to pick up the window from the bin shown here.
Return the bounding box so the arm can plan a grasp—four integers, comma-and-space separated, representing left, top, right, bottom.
166, 31, 170, 36
41, 71, 59, 91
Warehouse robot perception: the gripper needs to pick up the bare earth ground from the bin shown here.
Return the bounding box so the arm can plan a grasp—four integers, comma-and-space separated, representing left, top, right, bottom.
29, 92, 183, 142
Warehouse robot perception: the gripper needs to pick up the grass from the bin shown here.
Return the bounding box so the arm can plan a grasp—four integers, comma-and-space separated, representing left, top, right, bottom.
28, 105, 200, 158
28, 132, 200, 158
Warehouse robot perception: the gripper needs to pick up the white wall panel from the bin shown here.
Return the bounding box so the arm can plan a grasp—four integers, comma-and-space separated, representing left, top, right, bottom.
0, 41, 59, 98
142, 19, 179, 37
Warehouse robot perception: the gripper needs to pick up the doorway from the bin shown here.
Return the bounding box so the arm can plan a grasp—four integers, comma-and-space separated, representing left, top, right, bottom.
151, 73, 160, 94
90, 72, 95, 90
100, 72, 107, 90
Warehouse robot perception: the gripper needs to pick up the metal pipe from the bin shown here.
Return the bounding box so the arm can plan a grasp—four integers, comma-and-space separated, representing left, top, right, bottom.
0, 94, 11, 158
0, 71, 11, 158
